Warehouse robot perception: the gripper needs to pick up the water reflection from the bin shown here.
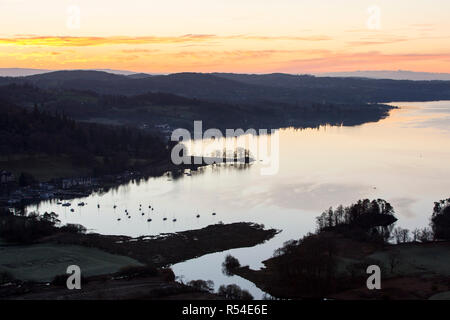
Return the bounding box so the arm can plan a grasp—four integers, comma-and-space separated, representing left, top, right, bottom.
27, 101, 450, 298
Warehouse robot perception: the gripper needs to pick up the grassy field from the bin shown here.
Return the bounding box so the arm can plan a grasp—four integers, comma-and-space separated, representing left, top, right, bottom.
332, 242, 450, 278
0, 242, 142, 282
429, 291, 450, 300
236, 236, 450, 300
368, 242, 450, 277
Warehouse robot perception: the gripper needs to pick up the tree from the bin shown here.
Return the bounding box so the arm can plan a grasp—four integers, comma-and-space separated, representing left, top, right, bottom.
412, 228, 421, 242
400, 228, 410, 243
315, 199, 397, 243
42, 211, 61, 226
393, 227, 410, 244
0, 97, 167, 177
272, 233, 337, 296
187, 280, 214, 293
217, 284, 254, 300
222, 255, 241, 276
419, 227, 434, 242
430, 198, 450, 240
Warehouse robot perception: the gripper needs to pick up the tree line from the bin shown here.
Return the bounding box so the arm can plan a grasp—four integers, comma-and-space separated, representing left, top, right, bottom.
240, 198, 450, 297
315, 199, 397, 243
0, 100, 167, 176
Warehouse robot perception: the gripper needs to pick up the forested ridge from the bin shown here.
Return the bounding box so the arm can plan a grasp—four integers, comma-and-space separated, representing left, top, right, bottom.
0, 82, 393, 132
0, 100, 167, 175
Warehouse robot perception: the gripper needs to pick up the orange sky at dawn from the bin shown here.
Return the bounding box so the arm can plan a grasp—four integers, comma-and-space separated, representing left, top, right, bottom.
1, 0, 450, 74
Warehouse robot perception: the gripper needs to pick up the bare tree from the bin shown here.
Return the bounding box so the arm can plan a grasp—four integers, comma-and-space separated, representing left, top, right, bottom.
419, 227, 434, 242
412, 228, 421, 242
388, 251, 401, 274
400, 228, 410, 243
393, 227, 410, 244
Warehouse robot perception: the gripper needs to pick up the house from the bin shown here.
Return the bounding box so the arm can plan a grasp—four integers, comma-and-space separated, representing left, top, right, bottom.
155, 124, 170, 131
62, 177, 93, 189
0, 170, 15, 184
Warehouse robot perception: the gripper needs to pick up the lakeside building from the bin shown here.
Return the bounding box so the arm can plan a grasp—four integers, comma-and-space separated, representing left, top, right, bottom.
62, 177, 93, 189
0, 170, 15, 184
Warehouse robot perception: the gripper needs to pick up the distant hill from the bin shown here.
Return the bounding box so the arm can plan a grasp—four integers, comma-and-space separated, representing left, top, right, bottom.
5, 68, 450, 81
0, 71, 269, 104
0, 68, 150, 77
316, 70, 450, 81
127, 73, 154, 79
2, 70, 450, 105
0, 82, 393, 132
26, 70, 127, 81
0, 96, 167, 178
0, 68, 51, 77
93, 69, 138, 75
211, 73, 450, 103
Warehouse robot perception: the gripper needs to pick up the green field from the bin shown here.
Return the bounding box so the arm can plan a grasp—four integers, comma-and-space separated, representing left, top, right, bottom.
0, 242, 142, 282
331, 241, 450, 280
368, 243, 450, 277
429, 291, 450, 300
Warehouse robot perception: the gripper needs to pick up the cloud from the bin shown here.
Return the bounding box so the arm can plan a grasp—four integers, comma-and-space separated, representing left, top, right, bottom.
410, 24, 435, 31
389, 197, 418, 218
347, 34, 449, 47
348, 36, 409, 46
168, 49, 330, 60
278, 51, 450, 73
0, 35, 216, 46
0, 34, 332, 47
225, 35, 332, 41
121, 48, 160, 53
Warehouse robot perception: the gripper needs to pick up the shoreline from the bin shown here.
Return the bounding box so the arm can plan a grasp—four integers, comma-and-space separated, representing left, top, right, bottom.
231, 233, 450, 300
46, 222, 279, 268
1, 221, 278, 299
1, 155, 254, 209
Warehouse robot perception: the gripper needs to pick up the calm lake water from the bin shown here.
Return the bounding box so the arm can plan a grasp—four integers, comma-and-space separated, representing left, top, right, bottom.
28, 100, 450, 298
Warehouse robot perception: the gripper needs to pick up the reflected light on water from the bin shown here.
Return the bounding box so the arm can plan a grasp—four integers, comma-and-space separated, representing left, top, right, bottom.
27, 101, 450, 298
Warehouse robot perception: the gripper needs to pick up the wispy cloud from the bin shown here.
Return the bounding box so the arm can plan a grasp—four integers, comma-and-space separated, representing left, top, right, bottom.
347, 34, 449, 47
0, 35, 215, 46
225, 35, 332, 41
0, 34, 332, 47
348, 38, 408, 46
121, 48, 160, 53
279, 51, 450, 73
167, 49, 330, 59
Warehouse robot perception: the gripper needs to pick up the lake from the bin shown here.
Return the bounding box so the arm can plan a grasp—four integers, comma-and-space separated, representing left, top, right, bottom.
27, 100, 450, 298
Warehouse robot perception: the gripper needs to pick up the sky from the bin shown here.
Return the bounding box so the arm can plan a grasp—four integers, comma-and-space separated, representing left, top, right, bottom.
1, 0, 450, 74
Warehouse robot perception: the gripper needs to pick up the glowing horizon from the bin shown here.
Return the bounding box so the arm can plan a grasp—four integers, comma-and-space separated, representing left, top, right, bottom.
1, 0, 450, 74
